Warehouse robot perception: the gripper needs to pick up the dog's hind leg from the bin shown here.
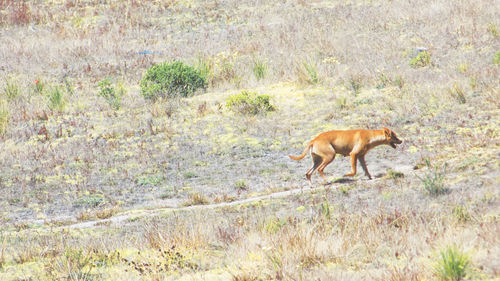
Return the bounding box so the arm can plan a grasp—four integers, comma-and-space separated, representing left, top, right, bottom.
306, 152, 323, 184
316, 147, 336, 183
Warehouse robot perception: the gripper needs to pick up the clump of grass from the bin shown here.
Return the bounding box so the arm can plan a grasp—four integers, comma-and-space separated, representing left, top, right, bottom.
3, 77, 20, 101
196, 54, 214, 86
452, 205, 471, 223
47, 86, 66, 112
46, 248, 94, 280
348, 75, 362, 95
416, 159, 448, 196
63, 77, 75, 96
339, 185, 353, 195
336, 96, 349, 110
386, 169, 405, 179
183, 171, 197, 179
448, 84, 466, 104
73, 194, 107, 208
493, 50, 500, 65
376, 73, 391, 89
0, 100, 9, 136
319, 199, 331, 219
134, 175, 164, 186
410, 51, 431, 68
394, 75, 405, 89
234, 180, 247, 191
140, 61, 207, 101
488, 24, 498, 37
298, 61, 319, 84
435, 246, 471, 281
252, 58, 268, 81
263, 217, 287, 234
123, 245, 198, 274
97, 78, 123, 110
226, 90, 275, 115
183, 192, 209, 206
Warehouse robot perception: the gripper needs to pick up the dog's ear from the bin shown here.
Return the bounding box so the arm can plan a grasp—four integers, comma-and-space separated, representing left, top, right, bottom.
383, 127, 391, 137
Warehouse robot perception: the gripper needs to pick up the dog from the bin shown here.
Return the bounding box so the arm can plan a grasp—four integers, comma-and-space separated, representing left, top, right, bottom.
289, 127, 402, 183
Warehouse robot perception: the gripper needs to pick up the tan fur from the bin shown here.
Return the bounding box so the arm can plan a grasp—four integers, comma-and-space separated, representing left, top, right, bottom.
289, 127, 402, 183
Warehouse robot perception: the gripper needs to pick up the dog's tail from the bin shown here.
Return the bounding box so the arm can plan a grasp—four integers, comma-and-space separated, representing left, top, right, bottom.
289, 142, 312, 161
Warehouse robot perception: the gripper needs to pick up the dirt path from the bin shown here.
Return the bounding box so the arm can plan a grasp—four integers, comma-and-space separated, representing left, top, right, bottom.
64, 164, 415, 229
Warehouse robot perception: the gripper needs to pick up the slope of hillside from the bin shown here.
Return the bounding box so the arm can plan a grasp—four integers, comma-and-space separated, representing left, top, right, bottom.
0, 0, 498, 280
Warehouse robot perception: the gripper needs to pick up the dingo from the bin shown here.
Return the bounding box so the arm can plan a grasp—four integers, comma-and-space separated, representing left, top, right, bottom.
289, 127, 402, 183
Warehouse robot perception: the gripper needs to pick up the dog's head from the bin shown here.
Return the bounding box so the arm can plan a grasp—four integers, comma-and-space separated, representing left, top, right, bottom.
383, 127, 403, 148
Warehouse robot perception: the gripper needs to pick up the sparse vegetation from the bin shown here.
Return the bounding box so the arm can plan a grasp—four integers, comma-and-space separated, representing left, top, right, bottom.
0, 0, 498, 280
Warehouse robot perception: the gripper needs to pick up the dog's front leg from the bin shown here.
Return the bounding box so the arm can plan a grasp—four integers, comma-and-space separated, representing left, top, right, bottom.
344, 152, 358, 177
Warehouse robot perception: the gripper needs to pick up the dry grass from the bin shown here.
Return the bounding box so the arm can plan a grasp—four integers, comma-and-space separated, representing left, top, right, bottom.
0, 0, 499, 279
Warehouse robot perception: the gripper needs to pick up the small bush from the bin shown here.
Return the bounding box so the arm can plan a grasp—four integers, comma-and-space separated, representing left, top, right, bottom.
97, 78, 123, 110
140, 61, 207, 101
435, 246, 470, 281
0, 100, 9, 136
410, 51, 431, 68
417, 159, 448, 196
48, 86, 66, 112
493, 51, 500, 65
226, 90, 275, 115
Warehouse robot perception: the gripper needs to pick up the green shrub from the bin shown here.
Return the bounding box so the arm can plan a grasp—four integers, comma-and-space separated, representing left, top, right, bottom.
140, 61, 207, 101
97, 78, 123, 110
410, 51, 431, 68
494, 51, 500, 65
48, 86, 66, 112
0, 100, 9, 136
226, 90, 275, 115
435, 246, 470, 281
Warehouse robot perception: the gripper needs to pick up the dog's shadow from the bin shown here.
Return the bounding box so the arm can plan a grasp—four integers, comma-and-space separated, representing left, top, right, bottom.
324, 177, 355, 185
324, 174, 386, 185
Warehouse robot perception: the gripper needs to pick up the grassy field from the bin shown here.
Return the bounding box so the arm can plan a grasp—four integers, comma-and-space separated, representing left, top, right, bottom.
0, 0, 499, 280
